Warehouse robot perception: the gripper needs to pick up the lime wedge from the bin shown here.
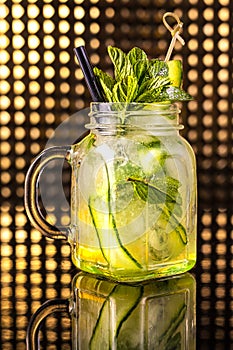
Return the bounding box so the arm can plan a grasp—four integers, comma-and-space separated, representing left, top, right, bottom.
167, 60, 183, 88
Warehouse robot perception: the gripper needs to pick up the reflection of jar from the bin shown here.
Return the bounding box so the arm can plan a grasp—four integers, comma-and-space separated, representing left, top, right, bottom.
25, 102, 197, 282
26, 272, 196, 350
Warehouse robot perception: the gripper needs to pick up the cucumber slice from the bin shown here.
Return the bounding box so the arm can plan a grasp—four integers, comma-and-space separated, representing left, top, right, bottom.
157, 303, 187, 349
167, 60, 183, 88
89, 284, 143, 349
88, 196, 142, 269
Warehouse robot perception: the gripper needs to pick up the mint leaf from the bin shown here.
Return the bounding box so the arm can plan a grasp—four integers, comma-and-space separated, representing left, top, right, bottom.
107, 46, 127, 80
127, 47, 148, 66
114, 160, 144, 184
112, 76, 138, 103
133, 59, 148, 85
93, 67, 115, 102
127, 176, 180, 204
126, 75, 138, 102
108, 46, 135, 80
136, 87, 163, 103
155, 176, 182, 204
136, 76, 169, 103
112, 81, 127, 102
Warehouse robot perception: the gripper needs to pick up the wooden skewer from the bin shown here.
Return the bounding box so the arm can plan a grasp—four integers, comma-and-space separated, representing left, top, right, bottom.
163, 12, 185, 62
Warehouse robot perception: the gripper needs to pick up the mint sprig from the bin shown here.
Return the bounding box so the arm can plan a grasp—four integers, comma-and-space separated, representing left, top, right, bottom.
93, 46, 192, 103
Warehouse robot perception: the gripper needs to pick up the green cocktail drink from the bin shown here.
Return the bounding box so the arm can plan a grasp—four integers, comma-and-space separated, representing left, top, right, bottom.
70, 102, 196, 281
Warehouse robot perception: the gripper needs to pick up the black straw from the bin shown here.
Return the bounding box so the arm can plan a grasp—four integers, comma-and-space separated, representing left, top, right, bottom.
74, 46, 105, 102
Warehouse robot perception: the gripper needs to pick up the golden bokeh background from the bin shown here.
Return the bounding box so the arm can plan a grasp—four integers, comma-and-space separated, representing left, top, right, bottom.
0, 0, 232, 349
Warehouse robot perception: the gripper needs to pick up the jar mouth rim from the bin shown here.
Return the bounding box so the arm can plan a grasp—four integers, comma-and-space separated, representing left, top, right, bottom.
90, 102, 180, 113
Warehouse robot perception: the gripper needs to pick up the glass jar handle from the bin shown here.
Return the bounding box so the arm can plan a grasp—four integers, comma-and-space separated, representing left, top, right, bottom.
26, 298, 70, 350
24, 146, 70, 240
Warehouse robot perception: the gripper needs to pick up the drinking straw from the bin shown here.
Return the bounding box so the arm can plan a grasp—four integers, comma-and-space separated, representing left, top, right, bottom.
74, 46, 105, 102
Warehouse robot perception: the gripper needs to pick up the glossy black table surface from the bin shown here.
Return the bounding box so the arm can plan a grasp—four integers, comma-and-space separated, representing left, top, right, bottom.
1, 206, 232, 350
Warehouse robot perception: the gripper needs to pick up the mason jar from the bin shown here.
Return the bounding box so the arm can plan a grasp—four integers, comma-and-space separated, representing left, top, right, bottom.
25, 102, 197, 282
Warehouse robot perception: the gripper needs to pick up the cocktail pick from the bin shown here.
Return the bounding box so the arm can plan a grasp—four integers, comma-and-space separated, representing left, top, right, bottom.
74, 45, 105, 102
163, 12, 185, 62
